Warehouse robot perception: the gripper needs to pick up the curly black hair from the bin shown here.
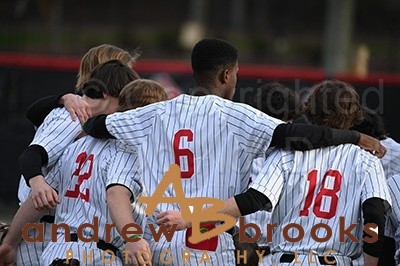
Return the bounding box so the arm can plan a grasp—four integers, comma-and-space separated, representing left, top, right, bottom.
250, 82, 303, 121
351, 107, 387, 140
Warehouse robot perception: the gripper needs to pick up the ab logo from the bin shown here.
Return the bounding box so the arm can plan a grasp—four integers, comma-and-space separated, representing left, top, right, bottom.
138, 164, 236, 244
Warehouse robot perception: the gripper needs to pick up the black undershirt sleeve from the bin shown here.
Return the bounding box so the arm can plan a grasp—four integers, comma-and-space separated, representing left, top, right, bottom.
26, 94, 67, 127
19, 145, 49, 186
270, 123, 360, 150
82, 115, 116, 139
362, 197, 386, 257
234, 188, 272, 216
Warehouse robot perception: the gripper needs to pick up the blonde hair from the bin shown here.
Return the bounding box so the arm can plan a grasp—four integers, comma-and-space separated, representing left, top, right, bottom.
76, 44, 140, 92
118, 79, 168, 111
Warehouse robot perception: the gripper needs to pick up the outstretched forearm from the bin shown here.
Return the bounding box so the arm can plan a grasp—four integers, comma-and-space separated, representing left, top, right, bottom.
83, 115, 115, 139
106, 186, 136, 234
3, 196, 45, 248
270, 123, 360, 150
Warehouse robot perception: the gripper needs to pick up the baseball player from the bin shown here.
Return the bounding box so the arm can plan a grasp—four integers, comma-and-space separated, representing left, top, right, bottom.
14, 60, 138, 266
41, 79, 167, 265
205, 80, 391, 266
0, 78, 167, 266
82, 39, 385, 265
351, 108, 400, 265
18, 43, 140, 210
40, 135, 149, 266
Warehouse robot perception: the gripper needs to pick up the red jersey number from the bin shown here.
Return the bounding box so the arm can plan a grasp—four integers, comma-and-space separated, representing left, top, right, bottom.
173, 129, 194, 179
64, 152, 94, 202
300, 169, 342, 219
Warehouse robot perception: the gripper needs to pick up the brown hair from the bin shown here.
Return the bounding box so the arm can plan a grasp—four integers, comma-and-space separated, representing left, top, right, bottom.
118, 79, 168, 111
82, 60, 139, 99
303, 80, 364, 130
76, 44, 140, 92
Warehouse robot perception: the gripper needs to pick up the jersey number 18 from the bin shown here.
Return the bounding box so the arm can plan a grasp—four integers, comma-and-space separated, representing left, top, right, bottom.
300, 169, 342, 219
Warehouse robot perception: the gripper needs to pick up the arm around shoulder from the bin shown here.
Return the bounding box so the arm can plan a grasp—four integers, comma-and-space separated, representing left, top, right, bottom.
83, 115, 115, 139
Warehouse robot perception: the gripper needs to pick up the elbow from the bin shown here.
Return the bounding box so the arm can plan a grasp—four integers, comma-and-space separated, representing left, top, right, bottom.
106, 185, 132, 203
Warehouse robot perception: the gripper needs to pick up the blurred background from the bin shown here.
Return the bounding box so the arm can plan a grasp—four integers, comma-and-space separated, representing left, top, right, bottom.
0, 0, 399, 217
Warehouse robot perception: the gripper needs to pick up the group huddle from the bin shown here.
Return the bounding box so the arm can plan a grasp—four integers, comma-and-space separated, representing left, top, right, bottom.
0, 38, 398, 266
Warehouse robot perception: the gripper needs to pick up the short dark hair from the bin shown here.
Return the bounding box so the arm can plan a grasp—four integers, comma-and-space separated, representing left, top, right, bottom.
250, 82, 302, 121
82, 59, 139, 99
191, 38, 238, 80
303, 80, 364, 130
351, 107, 387, 140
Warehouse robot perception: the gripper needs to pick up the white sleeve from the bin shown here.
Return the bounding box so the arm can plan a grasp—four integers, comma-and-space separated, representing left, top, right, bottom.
360, 152, 392, 207
387, 175, 400, 248
249, 150, 286, 211
30, 108, 81, 169
44, 158, 62, 191
222, 101, 283, 157
105, 105, 158, 148
380, 138, 400, 178
105, 142, 144, 200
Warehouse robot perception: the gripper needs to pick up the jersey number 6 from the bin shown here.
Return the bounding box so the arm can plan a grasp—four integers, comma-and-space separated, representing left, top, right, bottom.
173, 129, 194, 179
300, 169, 342, 219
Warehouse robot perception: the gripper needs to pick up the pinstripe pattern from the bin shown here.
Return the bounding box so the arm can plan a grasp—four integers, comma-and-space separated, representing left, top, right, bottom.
17, 176, 31, 204
381, 138, 400, 178
386, 175, 400, 252
250, 144, 391, 261
17, 107, 82, 265
41, 136, 146, 264
16, 220, 53, 266
105, 94, 283, 265
41, 233, 124, 265
243, 157, 273, 266
30, 107, 82, 169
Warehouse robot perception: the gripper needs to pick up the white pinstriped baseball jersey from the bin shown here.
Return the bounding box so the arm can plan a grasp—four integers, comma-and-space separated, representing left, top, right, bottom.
104, 94, 283, 265
17, 106, 82, 266
18, 106, 82, 203
250, 144, 391, 261
380, 137, 400, 178
41, 136, 146, 265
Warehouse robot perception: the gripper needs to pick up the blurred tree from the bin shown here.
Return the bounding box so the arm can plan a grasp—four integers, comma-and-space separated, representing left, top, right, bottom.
49, 0, 63, 52
231, 0, 246, 32
189, 0, 207, 25
180, 0, 207, 49
323, 0, 355, 76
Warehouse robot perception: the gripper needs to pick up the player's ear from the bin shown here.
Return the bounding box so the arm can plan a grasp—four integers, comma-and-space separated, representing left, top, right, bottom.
217, 68, 229, 85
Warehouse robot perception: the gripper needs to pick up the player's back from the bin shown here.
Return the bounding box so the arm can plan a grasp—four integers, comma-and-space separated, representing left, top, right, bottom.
268, 144, 387, 257
119, 94, 281, 208
46, 136, 144, 248
104, 94, 282, 254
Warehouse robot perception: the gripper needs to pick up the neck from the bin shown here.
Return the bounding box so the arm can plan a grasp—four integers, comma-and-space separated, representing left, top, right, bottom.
192, 81, 224, 98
